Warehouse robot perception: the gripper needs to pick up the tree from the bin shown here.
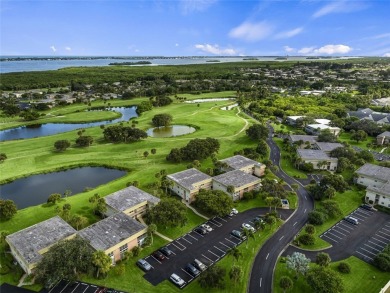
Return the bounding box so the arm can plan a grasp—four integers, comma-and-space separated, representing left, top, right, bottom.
321, 200, 342, 218
265, 197, 274, 212
54, 140, 71, 152
320, 174, 348, 193
166, 137, 220, 162
103, 125, 147, 143
143, 151, 149, 159
146, 198, 187, 228
47, 193, 61, 204
0, 199, 17, 220
351, 130, 367, 143
316, 252, 331, 267
75, 135, 93, 147
373, 252, 390, 272
226, 247, 242, 264
338, 262, 351, 274
0, 153, 7, 163
63, 189, 72, 199
35, 237, 94, 288
92, 250, 112, 279
279, 276, 293, 293
246, 124, 269, 141
70, 214, 89, 230
194, 190, 234, 217
305, 224, 316, 235
286, 252, 310, 279
255, 140, 269, 158
323, 186, 336, 200
242, 228, 255, 248
198, 265, 226, 289
151, 148, 157, 155
298, 234, 315, 245
229, 265, 242, 284
147, 224, 157, 245
89, 194, 107, 216
227, 185, 235, 194
306, 267, 344, 293
152, 113, 173, 127
318, 129, 337, 142
308, 210, 327, 225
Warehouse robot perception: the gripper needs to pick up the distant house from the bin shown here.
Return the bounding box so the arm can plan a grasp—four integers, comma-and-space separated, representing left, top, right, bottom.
78, 213, 147, 265
297, 149, 338, 171
167, 168, 212, 203
219, 155, 266, 177
286, 116, 305, 126
365, 183, 390, 208
288, 135, 318, 148
313, 142, 343, 154
377, 131, 390, 145
212, 170, 261, 201
6, 216, 77, 274
305, 124, 341, 136
104, 186, 160, 218
347, 108, 390, 125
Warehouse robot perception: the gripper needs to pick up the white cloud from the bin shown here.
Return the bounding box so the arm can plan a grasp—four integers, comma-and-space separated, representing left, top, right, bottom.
194, 44, 238, 55
175, 43, 179, 47
384, 53, 390, 57
50, 46, 56, 52
298, 44, 353, 55
181, 0, 218, 14
229, 21, 273, 42
312, 0, 367, 18
370, 33, 390, 40
275, 27, 303, 39
65, 47, 71, 51
284, 46, 296, 53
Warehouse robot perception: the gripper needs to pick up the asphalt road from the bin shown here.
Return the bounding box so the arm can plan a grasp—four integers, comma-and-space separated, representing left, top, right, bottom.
248, 124, 315, 293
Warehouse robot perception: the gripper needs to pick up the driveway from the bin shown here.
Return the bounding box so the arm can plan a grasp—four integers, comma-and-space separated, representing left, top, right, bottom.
141, 208, 294, 288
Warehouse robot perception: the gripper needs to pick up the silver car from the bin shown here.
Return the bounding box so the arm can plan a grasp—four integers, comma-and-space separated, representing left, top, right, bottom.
170, 273, 186, 287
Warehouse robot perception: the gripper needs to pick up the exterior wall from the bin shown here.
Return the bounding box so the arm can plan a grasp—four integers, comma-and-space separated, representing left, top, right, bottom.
212, 181, 261, 201
302, 159, 338, 171
365, 190, 390, 208
169, 178, 212, 203
8, 242, 33, 274
123, 201, 151, 219
356, 175, 387, 188
305, 126, 340, 136
377, 136, 390, 145
254, 165, 266, 177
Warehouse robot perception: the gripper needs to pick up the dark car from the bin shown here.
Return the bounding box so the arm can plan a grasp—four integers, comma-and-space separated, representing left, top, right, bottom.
136, 258, 152, 271
360, 204, 377, 211
253, 216, 265, 223
185, 263, 200, 277
231, 229, 246, 240
152, 250, 166, 261
194, 226, 207, 235
159, 246, 173, 257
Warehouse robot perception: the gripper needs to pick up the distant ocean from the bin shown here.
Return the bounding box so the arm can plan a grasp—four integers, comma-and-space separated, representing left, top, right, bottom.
0, 56, 351, 74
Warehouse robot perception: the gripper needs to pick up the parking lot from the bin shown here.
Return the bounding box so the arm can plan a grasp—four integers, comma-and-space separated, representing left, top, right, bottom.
46, 280, 125, 293
320, 207, 390, 263
142, 208, 293, 288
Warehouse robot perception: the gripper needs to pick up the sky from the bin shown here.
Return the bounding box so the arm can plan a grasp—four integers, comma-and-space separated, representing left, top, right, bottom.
1, 0, 389, 56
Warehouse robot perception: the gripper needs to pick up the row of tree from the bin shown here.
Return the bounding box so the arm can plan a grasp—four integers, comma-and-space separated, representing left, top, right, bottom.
166, 137, 220, 162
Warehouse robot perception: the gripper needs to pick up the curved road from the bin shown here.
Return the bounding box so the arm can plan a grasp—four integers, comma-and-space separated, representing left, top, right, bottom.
248, 124, 315, 293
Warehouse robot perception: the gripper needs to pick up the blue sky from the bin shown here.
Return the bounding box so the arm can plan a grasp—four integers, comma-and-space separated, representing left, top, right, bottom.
1, 0, 389, 56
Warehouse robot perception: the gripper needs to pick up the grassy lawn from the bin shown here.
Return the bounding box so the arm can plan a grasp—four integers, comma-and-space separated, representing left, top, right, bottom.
298, 187, 365, 250
338, 132, 376, 150
274, 256, 389, 293
236, 192, 298, 212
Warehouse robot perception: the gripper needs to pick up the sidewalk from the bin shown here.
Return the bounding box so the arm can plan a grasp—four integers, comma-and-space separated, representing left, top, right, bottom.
182, 200, 209, 220
139, 217, 173, 242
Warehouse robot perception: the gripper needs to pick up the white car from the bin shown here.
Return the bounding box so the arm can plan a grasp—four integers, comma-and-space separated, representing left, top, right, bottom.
201, 224, 213, 232
170, 273, 186, 287
230, 208, 238, 216
242, 223, 255, 233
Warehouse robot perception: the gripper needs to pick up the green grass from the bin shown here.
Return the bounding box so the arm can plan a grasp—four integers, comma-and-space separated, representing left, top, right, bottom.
274, 256, 389, 293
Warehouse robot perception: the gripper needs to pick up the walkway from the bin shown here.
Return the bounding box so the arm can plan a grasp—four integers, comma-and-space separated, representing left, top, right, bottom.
139, 217, 174, 242
182, 200, 209, 220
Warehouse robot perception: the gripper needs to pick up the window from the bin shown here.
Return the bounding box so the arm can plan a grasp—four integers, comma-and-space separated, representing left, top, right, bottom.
120, 244, 128, 259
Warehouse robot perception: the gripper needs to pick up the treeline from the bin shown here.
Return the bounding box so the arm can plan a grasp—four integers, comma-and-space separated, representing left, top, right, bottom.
166, 137, 220, 162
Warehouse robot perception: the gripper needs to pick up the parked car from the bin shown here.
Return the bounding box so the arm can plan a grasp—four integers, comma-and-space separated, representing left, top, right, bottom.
170, 273, 186, 287
344, 216, 359, 225
192, 259, 207, 271
185, 263, 200, 277
230, 229, 246, 240
152, 250, 166, 261
159, 246, 173, 257
201, 223, 213, 232
242, 223, 255, 233
96, 288, 107, 293
230, 208, 238, 216
194, 226, 207, 235
360, 204, 377, 211
136, 259, 152, 271
253, 216, 265, 223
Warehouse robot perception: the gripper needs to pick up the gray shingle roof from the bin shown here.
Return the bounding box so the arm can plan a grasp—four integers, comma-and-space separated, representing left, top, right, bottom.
6, 216, 76, 265
220, 155, 262, 170
288, 135, 318, 144
355, 163, 390, 182
78, 213, 146, 251
378, 131, 390, 138
167, 168, 211, 190
314, 142, 343, 152
297, 149, 335, 160
105, 186, 160, 212
213, 170, 261, 188
367, 182, 390, 196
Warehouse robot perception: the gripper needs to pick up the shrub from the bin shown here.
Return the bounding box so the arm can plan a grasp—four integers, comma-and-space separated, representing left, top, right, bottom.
131, 246, 141, 257
299, 234, 315, 245
338, 262, 351, 274
308, 210, 327, 225
305, 224, 316, 235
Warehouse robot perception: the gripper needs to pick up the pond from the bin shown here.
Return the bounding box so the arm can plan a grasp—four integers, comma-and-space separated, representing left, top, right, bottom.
0, 167, 127, 209
0, 106, 138, 141
146, 125, 196, 138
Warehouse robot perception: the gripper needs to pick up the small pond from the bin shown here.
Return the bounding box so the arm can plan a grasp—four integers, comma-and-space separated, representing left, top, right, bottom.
0, 106, 138, 141
0, 167, 127, 209
146, 125, 196, 138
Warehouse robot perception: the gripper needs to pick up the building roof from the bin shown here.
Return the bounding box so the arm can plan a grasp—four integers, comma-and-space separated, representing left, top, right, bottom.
213, 170, 261, 188
6, 216, 76, 265
287, 115, 304, 121
314, 142, 343, 152
167, 168, 211, 190
288, 135, 318, 144
78, 213, 146, 251
220, 155, 262, 170
367, 182, 390, 196
355, 163, 390, 182
105, 186, 160, 212
377, 131, 390, 138
297, 149, 336, 160
306, 124, 340, 131
314, 119, 331, 125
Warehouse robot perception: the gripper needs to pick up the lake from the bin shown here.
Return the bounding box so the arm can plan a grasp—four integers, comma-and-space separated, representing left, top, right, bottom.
0, 106, 138, 141
0, 167, 127, 209
146, 125, 196, 137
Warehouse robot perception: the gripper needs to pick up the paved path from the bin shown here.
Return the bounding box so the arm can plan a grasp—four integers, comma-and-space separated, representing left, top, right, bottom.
139, 217, 174, 242
183, 200, 209, 220
248, 123, 315, 293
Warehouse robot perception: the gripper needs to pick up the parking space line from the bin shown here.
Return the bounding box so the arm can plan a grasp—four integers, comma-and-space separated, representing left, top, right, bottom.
353, 209, 370, 217
59, 281, 70, 293
338, 222, 355, 230
357, 209, 372, 216
364, 243, 382, 252
377, 231, 390, 239
372, 237, 388, 245
181, 268, 195, 280
382, 227, 390, 233
202, 254, 214, 263
81, 284, 89, 293
375, 234, 390, 242
208, 250, 220, 260
330, 229, 347, 237
326, 231, 343, 239
151, 255, 162, 264
219, 241, 232, 249
214, 246, 226, 255
360, 247, 377, 256
193, 230, 205, 237
225, 237, 238, 246
355, 250, 374, 261
70, 283, 81, 293
321, 234, 338, 243
335, 225, 351, 233
216, 216, 227, 222
209, 218, 222, 227
170, 242, 185, 251
350, 213, 365, 221
187, 233, 198, 241
181, 236, 192, 244
368, 240, 385, 249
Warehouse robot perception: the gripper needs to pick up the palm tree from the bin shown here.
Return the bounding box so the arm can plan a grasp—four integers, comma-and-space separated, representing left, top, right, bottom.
226, 246, 242, 264
147, 224, 157, 245
242, 228, 255, 248
229, 265, 242, 285
92, 250, 112, 278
